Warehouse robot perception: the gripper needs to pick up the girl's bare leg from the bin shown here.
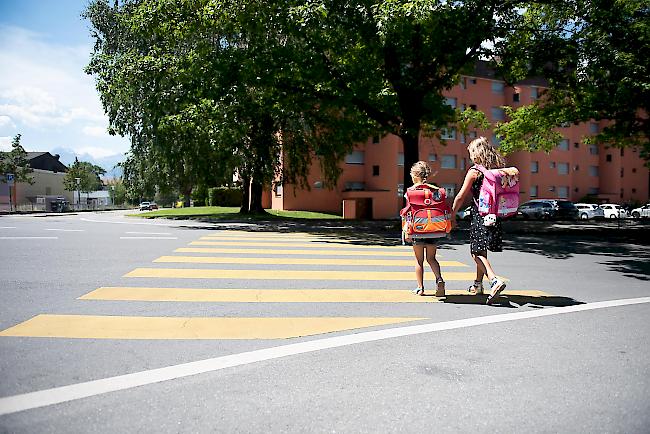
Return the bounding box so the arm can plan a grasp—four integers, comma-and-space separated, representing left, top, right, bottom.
412, 244, 425, 291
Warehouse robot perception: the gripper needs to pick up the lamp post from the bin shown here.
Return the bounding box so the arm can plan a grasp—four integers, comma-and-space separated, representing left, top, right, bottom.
110, 185, 115, 207
75, 177, 81, 210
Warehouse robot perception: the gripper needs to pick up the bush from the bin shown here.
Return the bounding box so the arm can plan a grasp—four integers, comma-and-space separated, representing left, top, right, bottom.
192, 184, 208, 207
208, 187, 242, 206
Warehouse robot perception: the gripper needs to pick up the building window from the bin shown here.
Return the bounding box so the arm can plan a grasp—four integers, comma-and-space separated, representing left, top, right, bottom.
372, 165, 379, 176
344, 181, 365, 191
440, 128, 456, 140
468, 131, 477, 139
531, 87, 538, 99
372, 135, 380, 144
440, 155, 457, 169
574, 165, 579, 171
460, 158, 466, 171
397, 183, 404, 197
459, 133, 465, 144
345, 151, 364, 164
550, 162, 556, 169
491, 107, 505, 121
620, 168, 624, 177
557, 163, 569, 175
589, 166, 599, 177
445, 97, 457, 109
275, 184, 283, 197
492, 134, 501, 146
531, 161, 539, 173
491, 82, 504, 94
574, 142, 579, 148
590, 123, 599, 134
397, 153, 404, 166
470, 78, 477, 84
620, 148, 625, 157
606, 154, 612, 162
469, 104, 477, 111
588, 187, 599, 195
460, 77, 467, 89
530, 185, 538, 197
313, 181, 323, 189
558, 139, 569, 151
513, 92, 520, 102
428, 153, 437, 162
441, 183, 456, 197
589, 145, 599, 155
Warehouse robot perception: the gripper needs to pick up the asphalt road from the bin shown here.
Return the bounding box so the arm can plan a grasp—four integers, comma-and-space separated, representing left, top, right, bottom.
0, 210, 649, 433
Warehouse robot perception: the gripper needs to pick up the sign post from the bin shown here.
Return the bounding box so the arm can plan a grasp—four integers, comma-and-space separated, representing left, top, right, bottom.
6, 174, 15, 213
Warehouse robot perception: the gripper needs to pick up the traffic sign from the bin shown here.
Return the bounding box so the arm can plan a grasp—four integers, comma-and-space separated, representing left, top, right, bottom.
6, 173, 14, 186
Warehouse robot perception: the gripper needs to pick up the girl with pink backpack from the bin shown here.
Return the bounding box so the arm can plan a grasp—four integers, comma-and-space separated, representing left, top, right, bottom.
451, 137, 517, 305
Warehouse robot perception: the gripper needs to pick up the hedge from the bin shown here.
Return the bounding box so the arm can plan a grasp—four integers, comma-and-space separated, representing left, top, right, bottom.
207, 187, 242, 206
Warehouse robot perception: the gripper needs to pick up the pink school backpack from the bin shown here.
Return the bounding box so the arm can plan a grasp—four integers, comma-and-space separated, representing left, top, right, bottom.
473, 165, 520, 219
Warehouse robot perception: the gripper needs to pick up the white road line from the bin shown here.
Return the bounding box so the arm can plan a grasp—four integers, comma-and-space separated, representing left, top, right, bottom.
45, 229, 85, 232
119, 236, 178, 240
0, 237, 58, 240
0, 227, 17, 229
125, 232, 172, 235
0, 296, 648, 416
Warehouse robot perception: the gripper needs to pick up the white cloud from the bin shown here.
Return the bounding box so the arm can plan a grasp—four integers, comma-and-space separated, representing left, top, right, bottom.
76, 146, 122, 160
82, 125, 108, 137
0, 136, 11, 151
0, 24, 126, 154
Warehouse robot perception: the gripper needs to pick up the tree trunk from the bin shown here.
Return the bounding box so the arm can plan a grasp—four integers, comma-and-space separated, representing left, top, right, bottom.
239, 175, 250, 213
182, 185, 192, 208
400, 118, 421, 206
249, 178, 264, 213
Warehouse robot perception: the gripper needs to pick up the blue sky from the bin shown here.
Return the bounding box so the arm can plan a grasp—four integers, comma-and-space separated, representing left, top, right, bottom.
0, 0, 129, 174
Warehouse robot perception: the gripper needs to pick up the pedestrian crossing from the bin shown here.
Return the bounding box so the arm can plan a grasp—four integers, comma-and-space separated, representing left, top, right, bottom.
0, 229, 545, 340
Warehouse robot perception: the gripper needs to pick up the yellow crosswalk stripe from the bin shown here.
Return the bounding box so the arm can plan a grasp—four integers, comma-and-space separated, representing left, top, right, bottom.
199, 236, 351, 243
124, 268, 481, 281
80, 287, 551, 303
0, 314, 425, 339
153, 255, 467, 267
175, 247, 415, 257
190, 241, 408, 249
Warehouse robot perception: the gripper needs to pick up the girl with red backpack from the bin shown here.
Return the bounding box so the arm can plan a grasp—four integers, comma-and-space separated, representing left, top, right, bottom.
451, 137, 508, 305
401, 161, 447, 297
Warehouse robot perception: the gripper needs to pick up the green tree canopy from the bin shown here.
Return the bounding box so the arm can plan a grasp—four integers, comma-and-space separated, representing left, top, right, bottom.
63, 158, 106, 193
495, 0, 649, 161
0, 134, 34, 185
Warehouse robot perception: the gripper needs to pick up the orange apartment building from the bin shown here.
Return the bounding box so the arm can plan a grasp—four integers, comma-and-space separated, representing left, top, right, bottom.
269, 64, 649, 219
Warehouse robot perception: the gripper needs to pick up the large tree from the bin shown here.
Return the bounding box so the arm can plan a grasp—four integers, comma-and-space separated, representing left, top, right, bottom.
494, 0, 649, 160
63, 158, 106, 196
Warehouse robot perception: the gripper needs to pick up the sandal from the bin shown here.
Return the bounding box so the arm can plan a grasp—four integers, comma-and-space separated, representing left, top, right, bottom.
435, 278, 445, 297
468, 280, 484, 295
412, 287, 425, 296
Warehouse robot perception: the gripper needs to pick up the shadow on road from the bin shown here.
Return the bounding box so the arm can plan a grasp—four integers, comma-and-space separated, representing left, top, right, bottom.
438, 293, 585, 308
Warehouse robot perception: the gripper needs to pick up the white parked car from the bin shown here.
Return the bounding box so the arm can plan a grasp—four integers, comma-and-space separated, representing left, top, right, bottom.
629, 203, 650, 219
599, 203, 627, 219
574, 203, 605, 220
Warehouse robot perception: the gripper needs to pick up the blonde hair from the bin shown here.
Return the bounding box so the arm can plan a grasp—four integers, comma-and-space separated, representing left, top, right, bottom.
410, 161, 431, 182
467, 137, 506, 169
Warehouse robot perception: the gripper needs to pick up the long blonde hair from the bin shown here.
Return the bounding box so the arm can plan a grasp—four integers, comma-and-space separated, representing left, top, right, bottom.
410, 161, 431, 183
467, 137, 506, 169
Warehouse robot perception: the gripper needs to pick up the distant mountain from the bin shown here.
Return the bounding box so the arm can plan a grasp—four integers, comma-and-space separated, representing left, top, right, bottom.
50, 147, 125, 179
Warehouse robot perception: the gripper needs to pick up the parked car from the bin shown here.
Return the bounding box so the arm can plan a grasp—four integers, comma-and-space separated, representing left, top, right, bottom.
575, 203, 605, 220
629, 203, 650, 219
518, 199, 578, 220
517, 201, 554, 219
149, 202, 159, 210
456, 206, 472, 221
139, 201, 152, 211
599, 203, 627, 219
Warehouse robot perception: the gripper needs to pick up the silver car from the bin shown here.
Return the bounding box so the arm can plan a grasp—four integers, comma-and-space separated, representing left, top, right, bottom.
575, 203, 605, 220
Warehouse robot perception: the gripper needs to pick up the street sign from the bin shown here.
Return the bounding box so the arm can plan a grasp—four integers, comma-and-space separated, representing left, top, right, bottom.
6, 173, 14, 186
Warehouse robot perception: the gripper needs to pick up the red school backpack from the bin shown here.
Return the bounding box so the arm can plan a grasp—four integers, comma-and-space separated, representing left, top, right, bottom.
400, 184, 452, 239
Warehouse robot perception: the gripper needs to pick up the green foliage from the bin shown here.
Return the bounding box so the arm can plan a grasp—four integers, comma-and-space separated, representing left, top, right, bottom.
0, 134, 34, 185
106, 179, 127, 206
494, 105, 564, 154
496, 0, 649, 162
63, 158, 106, 193
207, 187, 243, 207
191, 184, 208, 207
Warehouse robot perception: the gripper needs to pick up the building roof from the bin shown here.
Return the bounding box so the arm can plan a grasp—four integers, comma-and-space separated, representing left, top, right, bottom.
26, 152, 68, 173
468, 60, 549, 87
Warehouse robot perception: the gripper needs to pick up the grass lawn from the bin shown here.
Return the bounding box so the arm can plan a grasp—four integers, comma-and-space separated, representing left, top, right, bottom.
128, 206, 343, 220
